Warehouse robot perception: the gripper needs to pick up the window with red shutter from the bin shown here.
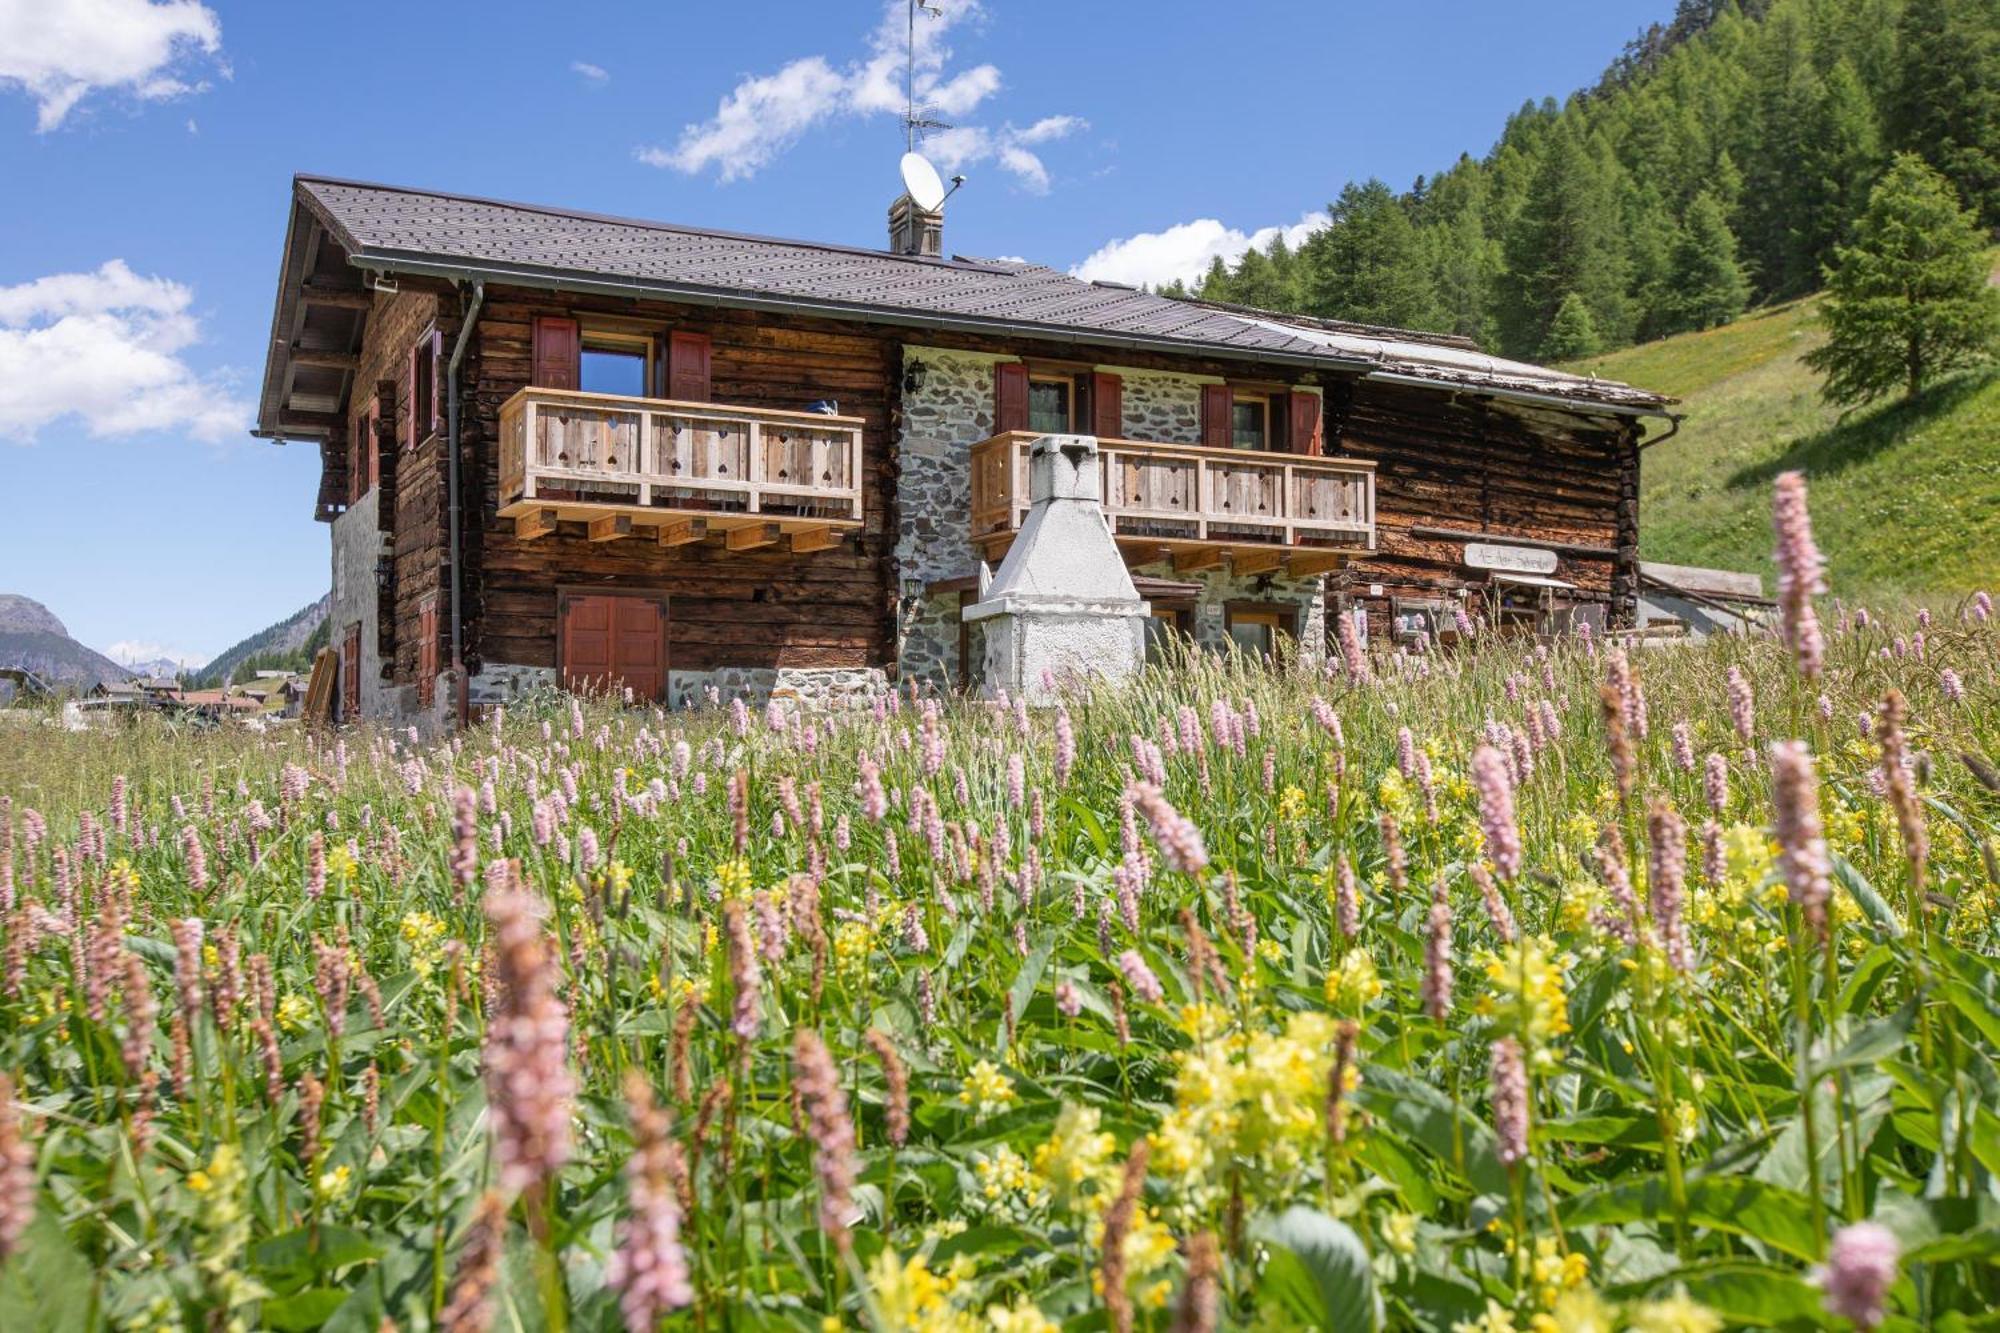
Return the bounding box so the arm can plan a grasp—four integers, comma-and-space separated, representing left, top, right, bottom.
531, 316, 581, 390
365, 392, 382, 490
1089, 372, 1123, 439
1199, 383, 1233, 449
667, 331, 712, 402
993, 362, 1029, 432
404, 327, 441, 451
417, 596, 439, 709
1288, 391, 1323, 456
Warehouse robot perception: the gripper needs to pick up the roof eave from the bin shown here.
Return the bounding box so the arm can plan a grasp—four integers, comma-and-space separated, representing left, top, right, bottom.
342, 248, 1384, 377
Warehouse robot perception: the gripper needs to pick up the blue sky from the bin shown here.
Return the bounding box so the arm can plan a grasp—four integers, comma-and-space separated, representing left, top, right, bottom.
0, 0, 1665, 667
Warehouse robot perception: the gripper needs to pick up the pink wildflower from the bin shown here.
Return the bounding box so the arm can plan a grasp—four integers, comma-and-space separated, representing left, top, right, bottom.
1817, 1221, 1899, 1329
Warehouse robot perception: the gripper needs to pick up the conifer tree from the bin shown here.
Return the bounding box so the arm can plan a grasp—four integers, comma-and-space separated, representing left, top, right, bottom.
1541, 292, 1601, 360
1497, 120, 1628, 357
1805, 155, 2000, 404
1891, 0, 2000, 224
1303, 180, 1440, 329
1664, 192, 1751, 333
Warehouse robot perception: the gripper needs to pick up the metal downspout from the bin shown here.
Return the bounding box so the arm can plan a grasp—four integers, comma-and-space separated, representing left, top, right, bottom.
446, 281, 485, 727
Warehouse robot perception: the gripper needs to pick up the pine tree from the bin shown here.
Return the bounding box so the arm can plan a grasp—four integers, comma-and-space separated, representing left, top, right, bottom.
1891, 0, 2000, 225
1795, 59, 1883, 278
1541, 291, 1602, 360
1302, 180, 1440, 329
1194, 255, 1233, 304
1805, 155, 2000, 404
1663, 192, 1751, 332
1497, 119, 1629, 357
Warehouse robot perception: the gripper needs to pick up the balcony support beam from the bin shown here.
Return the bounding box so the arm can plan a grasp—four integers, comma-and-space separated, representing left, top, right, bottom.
727, 522, 781, 552
790, 525, 841, 554
514, 508, 558, 541
1284, 551, 1349, 577
657, 518, 708, 548
588, 514, 632, 543
1171, 545, 1227, 573
1229, 549, 1284, 577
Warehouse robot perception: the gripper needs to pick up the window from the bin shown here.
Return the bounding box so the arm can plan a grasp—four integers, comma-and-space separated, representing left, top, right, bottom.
1225, 604, 1293, 658
581, 331, 650, 398
1027, 374, 1073, 434
1144, 606, 1193, 663
409, 327, 439, 448
1231, 394, 1269, 451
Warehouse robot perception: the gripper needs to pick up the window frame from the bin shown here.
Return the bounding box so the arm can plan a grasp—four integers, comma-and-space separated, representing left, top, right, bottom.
1025, 372, 1075, 435
1143, 603, 1195, 663
1229, 392, 1271, 451
578, 328, 655, 400
409, 324, 440, 450
1223, 601, 1296, 657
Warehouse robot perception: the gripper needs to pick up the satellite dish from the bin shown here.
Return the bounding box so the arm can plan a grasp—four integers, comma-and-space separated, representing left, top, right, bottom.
900, 151, 947, 211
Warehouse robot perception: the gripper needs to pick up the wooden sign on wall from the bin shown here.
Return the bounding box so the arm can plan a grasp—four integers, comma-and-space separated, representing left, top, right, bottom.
1464, 542, 1559, 575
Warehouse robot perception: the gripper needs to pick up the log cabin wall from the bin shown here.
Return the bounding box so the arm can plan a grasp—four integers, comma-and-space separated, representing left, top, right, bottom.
457, 287, 898, 707
1325, 377, 1633, 641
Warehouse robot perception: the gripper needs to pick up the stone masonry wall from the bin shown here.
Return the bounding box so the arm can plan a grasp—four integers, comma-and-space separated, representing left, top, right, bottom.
894, 347, 1002, 688
328, 491, 388, 718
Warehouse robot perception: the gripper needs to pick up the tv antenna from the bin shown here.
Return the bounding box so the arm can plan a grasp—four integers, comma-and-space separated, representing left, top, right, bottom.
903, 0, 951, 151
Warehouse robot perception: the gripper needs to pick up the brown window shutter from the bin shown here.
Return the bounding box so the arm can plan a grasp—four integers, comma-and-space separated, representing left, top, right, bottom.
1270, 391, 1293, 453
365, 393, 382, 490
531, 316, 580, 390
994, 362, 1029, 432
1090, 372, 1123, 438
428, 328, 446, 436
347, 415, 362, 504
667, 331, 712, 402
1200, 383, 1232, 449
404, 340, 420, 450
1288, 391, 1323, 455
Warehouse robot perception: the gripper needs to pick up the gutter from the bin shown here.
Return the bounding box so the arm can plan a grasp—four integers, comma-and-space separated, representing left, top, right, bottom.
1636, 411, 1686, 450
445, 281, 485, 728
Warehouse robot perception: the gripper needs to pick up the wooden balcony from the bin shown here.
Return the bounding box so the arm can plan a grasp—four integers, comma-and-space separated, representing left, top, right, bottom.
497, 387, 864, 552
969, 431, 1375, 576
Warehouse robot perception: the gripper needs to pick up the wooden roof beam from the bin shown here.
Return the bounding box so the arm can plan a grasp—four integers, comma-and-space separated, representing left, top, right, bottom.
726, 522, 781, 552
514, 509, 557, 540
588, 514, 632, 542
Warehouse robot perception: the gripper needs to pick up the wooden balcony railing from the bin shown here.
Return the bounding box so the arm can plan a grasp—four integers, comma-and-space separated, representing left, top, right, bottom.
970, 432, 1375, 574
497, 387, 863, 550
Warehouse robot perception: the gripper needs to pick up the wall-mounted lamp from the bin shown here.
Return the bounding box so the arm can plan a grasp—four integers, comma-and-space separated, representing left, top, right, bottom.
903, 360, 929, 394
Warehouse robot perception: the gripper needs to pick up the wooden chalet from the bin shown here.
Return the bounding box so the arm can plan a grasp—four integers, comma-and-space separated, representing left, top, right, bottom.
253, 175, 1673, 720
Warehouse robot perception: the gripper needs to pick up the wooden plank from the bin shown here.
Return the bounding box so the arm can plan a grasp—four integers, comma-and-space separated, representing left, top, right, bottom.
291, 348, 361, 371
298, 284, 374, 310
514, 508, 558, 540
302, 647, 339, 728
658, 518, 709, 547
789, 525, 842, 554
1228, 549, 1284, 576
588, 514, 632, 542
1171, 545, 1226, 573
726, 522, 781, 552
1284, 551, 1349, 577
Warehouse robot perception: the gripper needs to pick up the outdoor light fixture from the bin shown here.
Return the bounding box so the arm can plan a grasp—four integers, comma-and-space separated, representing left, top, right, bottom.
903, 360, 929, 394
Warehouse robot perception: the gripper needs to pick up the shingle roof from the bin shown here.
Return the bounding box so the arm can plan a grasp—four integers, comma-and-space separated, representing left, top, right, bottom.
288, 175, 1669, 414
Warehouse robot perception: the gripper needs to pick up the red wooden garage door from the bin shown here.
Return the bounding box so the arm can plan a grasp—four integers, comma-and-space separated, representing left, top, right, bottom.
560, 593, 666, 702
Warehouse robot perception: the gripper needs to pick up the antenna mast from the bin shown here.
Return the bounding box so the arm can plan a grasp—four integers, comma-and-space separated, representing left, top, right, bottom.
903, 0, 950, 152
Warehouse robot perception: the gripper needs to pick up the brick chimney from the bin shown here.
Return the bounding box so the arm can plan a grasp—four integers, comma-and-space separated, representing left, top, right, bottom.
888, 193, 943, 258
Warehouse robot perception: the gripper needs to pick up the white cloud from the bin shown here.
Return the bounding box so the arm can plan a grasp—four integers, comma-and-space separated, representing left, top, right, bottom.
106, 640, 201, 669
1071, 211, 1329, 291
0, 259, 248, 442
570, 60, 609, 85
0, 0, 224, 131
641, 0, 1080, 192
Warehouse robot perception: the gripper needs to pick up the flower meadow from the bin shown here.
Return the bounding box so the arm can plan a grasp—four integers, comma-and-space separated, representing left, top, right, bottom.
1, 481, 1998, 1332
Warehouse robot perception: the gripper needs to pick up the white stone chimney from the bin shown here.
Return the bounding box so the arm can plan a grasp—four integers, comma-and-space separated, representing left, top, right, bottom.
962, 435, 1149, 703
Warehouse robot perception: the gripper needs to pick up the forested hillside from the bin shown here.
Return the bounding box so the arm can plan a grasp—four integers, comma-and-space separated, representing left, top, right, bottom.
1177, 0, 2000, 363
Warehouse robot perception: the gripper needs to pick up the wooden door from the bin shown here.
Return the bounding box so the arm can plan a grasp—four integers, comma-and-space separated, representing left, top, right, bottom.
560, 593, 666, 703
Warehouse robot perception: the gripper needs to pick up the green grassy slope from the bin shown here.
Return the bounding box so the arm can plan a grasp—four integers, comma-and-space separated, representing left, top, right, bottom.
1566, 276, 2000, 602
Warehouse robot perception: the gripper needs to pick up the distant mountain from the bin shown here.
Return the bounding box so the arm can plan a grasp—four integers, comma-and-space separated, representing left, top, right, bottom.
0, 594, 132, 691
117, 656, 193, 681
194, 594, 330, 686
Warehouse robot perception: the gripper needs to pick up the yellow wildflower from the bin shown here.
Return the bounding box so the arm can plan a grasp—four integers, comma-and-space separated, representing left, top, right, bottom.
957, 1060, 1018, 1119
275, 993, 312, 1033
716, 858, 753, 898
1325, 948, 1383, 1011
1032, 1102, 1118, 1210
1626, 1288, 1722, 1333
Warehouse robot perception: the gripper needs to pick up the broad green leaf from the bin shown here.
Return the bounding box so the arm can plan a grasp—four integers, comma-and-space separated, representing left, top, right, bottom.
261, 1287, 350, 1331
1611, 1260, 1822, 1326
1831, 855, 1905, 938
1564, 1175, 1822, 1261
1253, 1207, 1378, 1333
0, 1211, 96, 1333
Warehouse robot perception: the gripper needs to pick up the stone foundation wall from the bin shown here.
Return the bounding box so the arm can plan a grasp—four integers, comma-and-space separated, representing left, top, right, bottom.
669, 666, 888, 711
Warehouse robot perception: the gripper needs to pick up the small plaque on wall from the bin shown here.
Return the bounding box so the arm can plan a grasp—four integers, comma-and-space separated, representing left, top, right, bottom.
1463, 542, 1558, 575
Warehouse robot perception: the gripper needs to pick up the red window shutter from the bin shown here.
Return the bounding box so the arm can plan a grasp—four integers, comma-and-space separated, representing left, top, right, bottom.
1200, 384, 1232, 449
347, 416, 363, 504
1288, 391, 1323, 455
667, 331, 712, 402
993, 362, 1029, 432
1090, 372, 1123, 438
531, 316, 580, 390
